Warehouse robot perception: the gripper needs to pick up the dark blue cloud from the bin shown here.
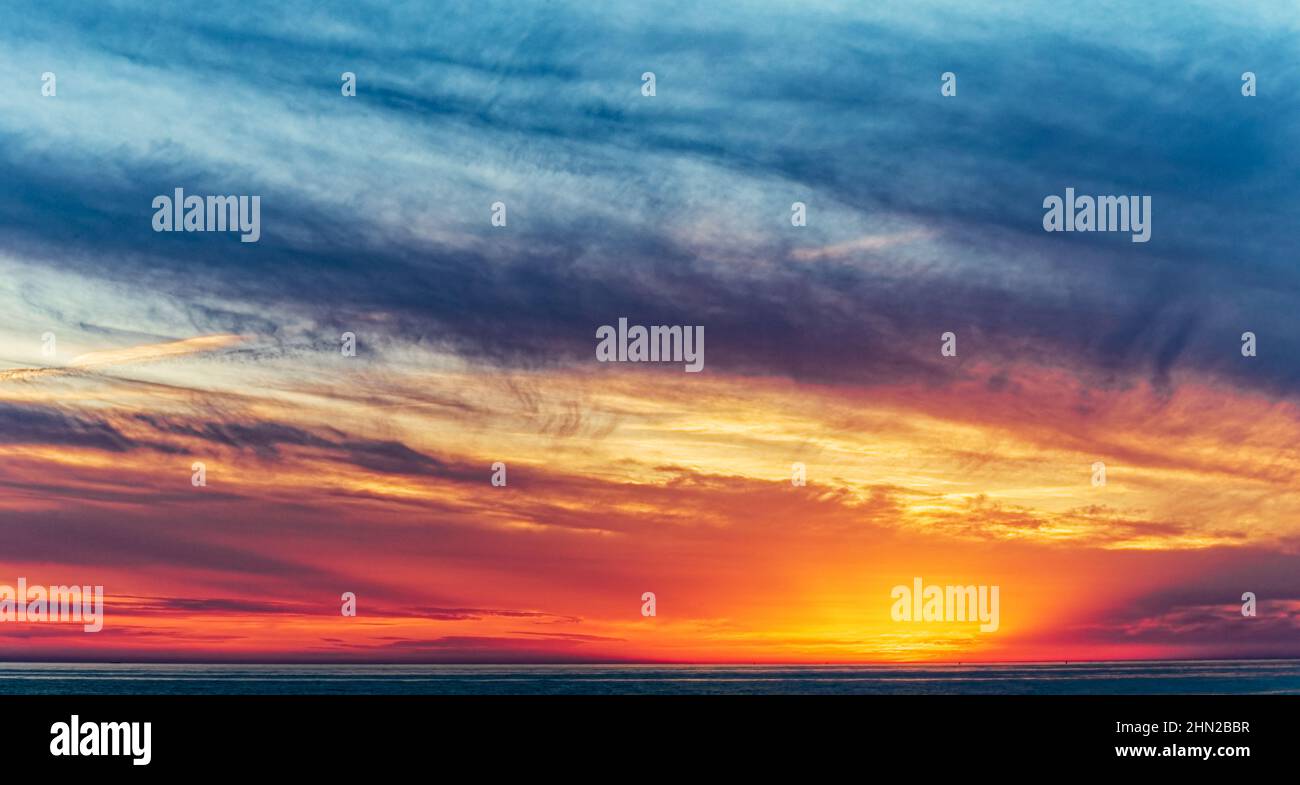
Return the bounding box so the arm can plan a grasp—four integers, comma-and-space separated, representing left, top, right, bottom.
1, 0, 1297, 398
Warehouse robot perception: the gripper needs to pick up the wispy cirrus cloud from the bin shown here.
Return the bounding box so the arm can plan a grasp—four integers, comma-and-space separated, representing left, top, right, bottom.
0, 0, 1296, 664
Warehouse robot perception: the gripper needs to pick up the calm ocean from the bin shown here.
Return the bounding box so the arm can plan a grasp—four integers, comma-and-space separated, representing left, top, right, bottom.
1, 660, 1298, 695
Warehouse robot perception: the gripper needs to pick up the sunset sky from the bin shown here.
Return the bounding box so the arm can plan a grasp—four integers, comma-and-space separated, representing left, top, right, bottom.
0, 0, 1297, 663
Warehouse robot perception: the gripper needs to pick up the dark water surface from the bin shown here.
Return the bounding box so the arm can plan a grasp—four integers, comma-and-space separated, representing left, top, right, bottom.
2, 660, 1298, 694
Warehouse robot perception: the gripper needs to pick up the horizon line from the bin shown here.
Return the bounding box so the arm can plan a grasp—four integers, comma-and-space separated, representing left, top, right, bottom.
2, 656, 1298, 667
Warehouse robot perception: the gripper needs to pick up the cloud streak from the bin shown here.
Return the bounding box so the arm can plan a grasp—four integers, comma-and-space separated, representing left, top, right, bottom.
0, 0, 1296, 663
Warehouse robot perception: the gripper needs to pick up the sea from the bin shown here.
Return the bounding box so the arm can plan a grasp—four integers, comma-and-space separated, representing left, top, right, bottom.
1, 659, 1298, 695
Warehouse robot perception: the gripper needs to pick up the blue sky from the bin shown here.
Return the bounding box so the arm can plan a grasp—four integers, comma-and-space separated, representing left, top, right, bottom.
2, 0, 1296, 393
